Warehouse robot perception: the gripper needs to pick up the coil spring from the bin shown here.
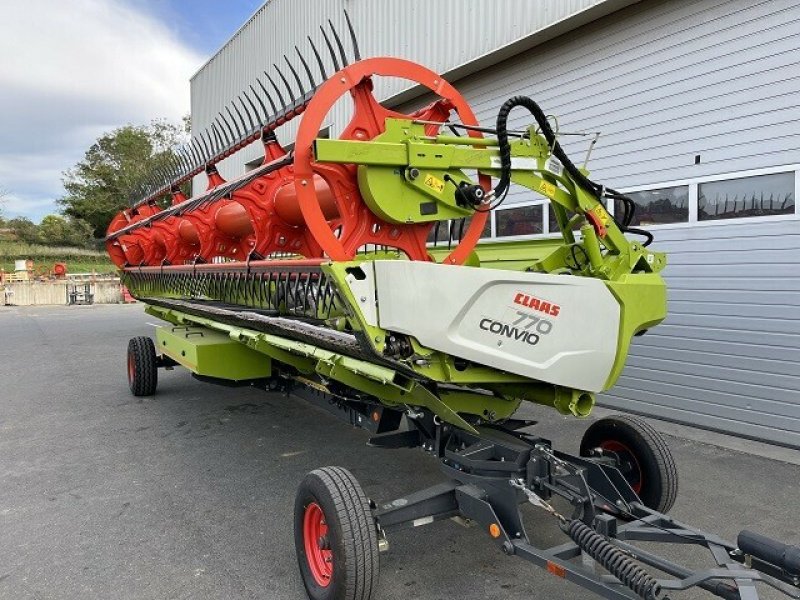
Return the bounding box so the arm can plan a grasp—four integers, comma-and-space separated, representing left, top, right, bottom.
565, 519, 668, 600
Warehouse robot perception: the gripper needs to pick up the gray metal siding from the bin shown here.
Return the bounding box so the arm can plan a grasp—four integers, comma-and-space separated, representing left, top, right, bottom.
447, 0, 800, 198
605, 218, 800, 447
189, 0, 633, 186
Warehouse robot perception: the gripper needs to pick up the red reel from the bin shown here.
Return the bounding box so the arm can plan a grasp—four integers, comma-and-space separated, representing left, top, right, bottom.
106, 57, 488, 268
293, 56, 489, 264
106, 203, 162, 267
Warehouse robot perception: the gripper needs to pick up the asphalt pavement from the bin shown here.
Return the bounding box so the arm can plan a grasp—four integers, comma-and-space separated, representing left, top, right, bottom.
1, 303, 798, 600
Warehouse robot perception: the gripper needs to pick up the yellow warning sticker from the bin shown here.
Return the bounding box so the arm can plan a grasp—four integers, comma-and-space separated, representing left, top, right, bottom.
423, 174, 445, 194
592, 205, 611, 227
538, 180, 556, 197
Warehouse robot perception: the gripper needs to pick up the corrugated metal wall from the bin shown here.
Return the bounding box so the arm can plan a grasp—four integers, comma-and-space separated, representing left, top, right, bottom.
439, 0, 800, 446
189, 0, 633, 184
606, 219, 800, 447
437, 0, 800, 200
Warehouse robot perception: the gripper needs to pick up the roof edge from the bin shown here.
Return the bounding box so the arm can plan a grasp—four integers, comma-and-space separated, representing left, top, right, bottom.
384, 0, 641, 107
190, 1, 271, 81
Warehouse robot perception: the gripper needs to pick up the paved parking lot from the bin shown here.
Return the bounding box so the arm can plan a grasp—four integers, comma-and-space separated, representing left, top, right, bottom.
1, 304, 798, 600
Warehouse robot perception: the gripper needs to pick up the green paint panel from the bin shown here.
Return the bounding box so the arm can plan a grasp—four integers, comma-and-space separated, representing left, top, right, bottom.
155, 325, 271, 381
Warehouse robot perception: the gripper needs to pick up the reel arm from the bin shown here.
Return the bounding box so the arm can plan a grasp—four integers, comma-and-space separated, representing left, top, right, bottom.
313, 118, 666, 281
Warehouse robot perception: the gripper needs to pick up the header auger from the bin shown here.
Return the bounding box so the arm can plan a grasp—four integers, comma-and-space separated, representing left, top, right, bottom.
112, 13, 799, 600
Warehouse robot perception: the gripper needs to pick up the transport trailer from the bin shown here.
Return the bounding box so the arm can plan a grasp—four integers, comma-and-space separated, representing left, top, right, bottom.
126, 306, 800, 600
110, 13, 799, 600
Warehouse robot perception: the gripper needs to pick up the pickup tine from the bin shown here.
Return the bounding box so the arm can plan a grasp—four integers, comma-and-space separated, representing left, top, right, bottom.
265, 71, 287, 109
328, 19, 348, 67
189, 139, 203, 164
248, 84, 269, 121
225, 106, 243, 139
272, 63, 296, 104
295, 46, 316, 88
213, 116, 231, 146
175, 147, 188, 172
199, 130, 213, 159
231, 98, 250, 135
168, 159, 180, 181
320, 26, 340, 72
242, 88, 263, 125
193, 137, 208, 163
167, 159, 179, 179
228, 104, 246, 138
307, 36, 328, 80
180, 148, 192, 173
210, 122, 225, 150
218, 111, 237, 143
231, 101, 247, 138
153, 166, 167, 189
343, 9, 361, 61
237, 94, 257, 131
284, 54, 306, 95
206, 128, 220, 156
256, 76, 279, 116
170, 153, 183, 176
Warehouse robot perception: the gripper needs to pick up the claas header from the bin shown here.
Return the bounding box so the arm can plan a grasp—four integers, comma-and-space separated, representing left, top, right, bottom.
109, 13, 799, 600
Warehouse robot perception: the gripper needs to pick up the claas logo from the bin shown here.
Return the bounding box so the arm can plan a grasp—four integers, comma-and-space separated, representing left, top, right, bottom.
514, 292, 560, 317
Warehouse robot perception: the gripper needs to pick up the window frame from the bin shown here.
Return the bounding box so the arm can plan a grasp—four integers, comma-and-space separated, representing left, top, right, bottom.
430, 164, 799, 244
482, 163, 799, 241
616, 163, 799, 231
493, 199, 548, 240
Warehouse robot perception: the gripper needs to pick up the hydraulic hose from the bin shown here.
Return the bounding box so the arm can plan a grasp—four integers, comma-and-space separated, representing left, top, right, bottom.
564, 519, 668, 600
494, 96, 653, 246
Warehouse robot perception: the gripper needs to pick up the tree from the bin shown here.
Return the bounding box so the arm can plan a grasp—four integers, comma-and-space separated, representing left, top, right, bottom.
36, 214, 94, 247
7, 217, 39, 244
59, 120, 188, 238
38, 215, 69, 245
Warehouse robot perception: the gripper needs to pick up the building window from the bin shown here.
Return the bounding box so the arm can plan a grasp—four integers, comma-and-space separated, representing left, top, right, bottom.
462, 215, 492, 239
698, 172, 795, 221
548, 205, 583, 234
496, 204, 544, 237
427, 216, 490, 244
615, 186, 689, 226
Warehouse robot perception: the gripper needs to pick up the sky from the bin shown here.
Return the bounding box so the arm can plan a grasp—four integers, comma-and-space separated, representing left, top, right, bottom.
0, 0, 264, 222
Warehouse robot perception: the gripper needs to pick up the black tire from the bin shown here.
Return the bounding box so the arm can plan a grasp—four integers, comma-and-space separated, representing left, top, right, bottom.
580, 414, 678, 513
127, 336, 158, 396
294, 467, 379, 600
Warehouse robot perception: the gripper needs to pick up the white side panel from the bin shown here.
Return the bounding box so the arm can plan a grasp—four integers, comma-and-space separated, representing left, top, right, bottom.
371, 262, 620, 392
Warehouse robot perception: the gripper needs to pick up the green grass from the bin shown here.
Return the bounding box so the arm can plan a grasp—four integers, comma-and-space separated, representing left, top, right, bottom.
0, 241, 116, 275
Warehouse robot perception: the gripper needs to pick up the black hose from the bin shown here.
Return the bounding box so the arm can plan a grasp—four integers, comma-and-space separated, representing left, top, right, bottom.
622, 226, 654, 247
493, 96, 652, 246
565, 519, 668, 600
495, 96, 597, 201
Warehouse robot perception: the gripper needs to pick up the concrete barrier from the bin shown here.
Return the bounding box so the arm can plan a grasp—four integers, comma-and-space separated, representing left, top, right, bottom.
1, 280, 124, 306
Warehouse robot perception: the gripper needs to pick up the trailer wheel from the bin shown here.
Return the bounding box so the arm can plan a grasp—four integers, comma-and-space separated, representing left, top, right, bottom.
580, 415, 678, 513
127, 336, 158, 396
294, 467, 379, 600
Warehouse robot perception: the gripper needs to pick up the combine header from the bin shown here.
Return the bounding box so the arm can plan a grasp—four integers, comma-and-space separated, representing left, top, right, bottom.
110, 14, 799, 600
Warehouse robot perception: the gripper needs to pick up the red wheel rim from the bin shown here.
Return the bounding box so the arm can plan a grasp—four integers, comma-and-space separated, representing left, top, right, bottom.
303, 502, 333, 587
600, 440, 643, 494
127, 351, 135, 384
